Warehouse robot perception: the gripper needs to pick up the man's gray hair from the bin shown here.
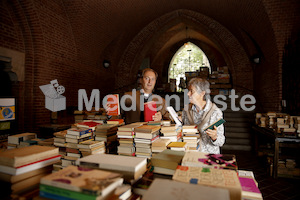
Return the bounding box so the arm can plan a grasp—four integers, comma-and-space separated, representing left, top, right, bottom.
188, 78, 211, 100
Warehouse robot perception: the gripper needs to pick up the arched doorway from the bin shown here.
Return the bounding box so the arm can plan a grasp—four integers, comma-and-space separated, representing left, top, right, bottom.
168, 42, 211, 91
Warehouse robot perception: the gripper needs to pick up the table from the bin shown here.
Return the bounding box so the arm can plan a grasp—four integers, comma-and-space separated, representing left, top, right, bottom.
252, 125, 300, 178
39, 124, 71, 138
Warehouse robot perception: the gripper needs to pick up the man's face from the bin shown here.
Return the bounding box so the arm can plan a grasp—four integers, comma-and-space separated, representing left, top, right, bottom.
142, 71, 156, 93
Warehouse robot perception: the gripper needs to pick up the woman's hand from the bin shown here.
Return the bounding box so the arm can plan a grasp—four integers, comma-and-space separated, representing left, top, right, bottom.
206, 126, 218, 141
152, 112, 162, 121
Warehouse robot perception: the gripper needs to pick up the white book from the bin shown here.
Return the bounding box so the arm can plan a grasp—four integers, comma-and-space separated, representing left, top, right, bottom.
0, 155, 61, 175
166, 106, 182, 126
76, 154, 147, 173
66, 152, 81, 158
8, 133, 36, 145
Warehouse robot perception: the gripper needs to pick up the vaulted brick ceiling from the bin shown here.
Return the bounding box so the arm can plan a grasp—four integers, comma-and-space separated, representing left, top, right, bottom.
62, 0, 277, 89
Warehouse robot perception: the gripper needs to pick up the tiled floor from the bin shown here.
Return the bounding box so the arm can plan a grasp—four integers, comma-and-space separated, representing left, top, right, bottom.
223, 150, 300, 200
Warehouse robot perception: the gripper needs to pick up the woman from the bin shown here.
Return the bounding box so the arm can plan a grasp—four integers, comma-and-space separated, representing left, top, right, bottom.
182, 78, 225, 154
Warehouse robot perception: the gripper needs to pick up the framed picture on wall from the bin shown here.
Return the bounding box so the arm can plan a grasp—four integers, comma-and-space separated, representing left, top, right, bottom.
0, 98, 15, 121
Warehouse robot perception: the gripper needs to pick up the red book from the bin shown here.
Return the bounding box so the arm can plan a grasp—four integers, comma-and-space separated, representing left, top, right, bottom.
106, 94, 120, 116
144, 101, 157, 122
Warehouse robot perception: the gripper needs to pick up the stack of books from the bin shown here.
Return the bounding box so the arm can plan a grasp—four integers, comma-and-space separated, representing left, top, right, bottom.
117, 122, 145, 156
73, 110, 107, 124
167, 142, 187, 151
107, 119, 125, 125
134, 125, 160, 158
52, 130, 68, 171
53, 130, 67, 148
77, 140, 105, 157
39, 165, 124, 200
181, 151, 238, 171
94, 124, 119, 154
61, 128, 93, 167
76, 120, 101, 131
151, 138, 171, 154
160, 125, 181, 142
172, 166, 241, 200
37, 138, 54, 146
0, 146, 60, 196
132, 170, 154, 196
238, 170, 263, 200
76, 154, 147, 182
7, 133, 37, 149
73, 110, 85, 123
182, 125, 199, 151
151, 149, 185, 175
182, 125, 198, 135
147, 120, 171, 126
182, 134, 200, 151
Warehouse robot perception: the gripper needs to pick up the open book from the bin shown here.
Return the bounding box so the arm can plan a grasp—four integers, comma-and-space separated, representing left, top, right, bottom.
166, 106, 182, 126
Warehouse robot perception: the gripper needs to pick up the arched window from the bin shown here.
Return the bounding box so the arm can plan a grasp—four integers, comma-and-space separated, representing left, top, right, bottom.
169, 42, 211, 91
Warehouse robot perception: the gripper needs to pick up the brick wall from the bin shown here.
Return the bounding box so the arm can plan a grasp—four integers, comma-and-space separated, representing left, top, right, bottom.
1, 0, 299, 133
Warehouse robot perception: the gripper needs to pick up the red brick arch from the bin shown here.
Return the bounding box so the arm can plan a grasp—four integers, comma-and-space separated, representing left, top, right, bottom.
117, 9, 253, 94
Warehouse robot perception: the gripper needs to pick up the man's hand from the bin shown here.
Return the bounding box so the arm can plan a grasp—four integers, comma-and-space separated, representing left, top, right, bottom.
206, 126, 218, 141
152, 112, 162, 121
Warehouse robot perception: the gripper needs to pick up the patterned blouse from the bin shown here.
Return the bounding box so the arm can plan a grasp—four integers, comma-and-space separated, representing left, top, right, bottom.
182, 100, 225, 154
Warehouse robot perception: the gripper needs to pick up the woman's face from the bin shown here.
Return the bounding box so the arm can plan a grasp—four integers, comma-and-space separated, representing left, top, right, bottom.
188, 85, 205, 104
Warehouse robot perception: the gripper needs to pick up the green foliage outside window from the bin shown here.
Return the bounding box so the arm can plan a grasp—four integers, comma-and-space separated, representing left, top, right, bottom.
169, 42, 211, 91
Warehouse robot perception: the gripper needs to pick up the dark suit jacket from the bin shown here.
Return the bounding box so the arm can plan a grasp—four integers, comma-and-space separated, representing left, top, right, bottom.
123, 90, 169, 124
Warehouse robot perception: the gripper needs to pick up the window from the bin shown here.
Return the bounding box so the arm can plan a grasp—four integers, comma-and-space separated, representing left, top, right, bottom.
169, 42, 211, 91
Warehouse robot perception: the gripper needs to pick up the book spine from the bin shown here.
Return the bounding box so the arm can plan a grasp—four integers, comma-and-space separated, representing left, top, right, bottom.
40, 184, 97, 200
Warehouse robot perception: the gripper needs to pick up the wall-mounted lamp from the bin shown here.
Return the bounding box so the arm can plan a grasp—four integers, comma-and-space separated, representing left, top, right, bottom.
103, 60, 110, 68
251, 54, 261, 64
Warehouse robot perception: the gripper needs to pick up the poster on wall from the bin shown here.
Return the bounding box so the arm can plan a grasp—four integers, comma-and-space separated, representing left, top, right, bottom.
0, 98, 15, 121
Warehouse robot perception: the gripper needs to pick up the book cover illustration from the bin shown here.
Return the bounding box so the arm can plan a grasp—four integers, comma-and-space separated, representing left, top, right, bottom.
105, 94, 120, 116
182, 152, 238, 170
41, 165, 123, 195
173, 166, 241, 200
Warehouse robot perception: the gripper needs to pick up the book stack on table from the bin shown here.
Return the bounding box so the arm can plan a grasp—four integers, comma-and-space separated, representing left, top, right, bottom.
76, 154, 147, 182
7, 132, 37, 149
134, 125, 160, 159
182, 125, 200, 151
151, 149, 185, 175
0, 145, 60, 197
59, 127, 94, 168
151, 138, 171, 155
39, 165, 125, 200
94, 124, 119, 154
160, 124, 182, 142
117, 122, 146, 156
167, 141, 187, 152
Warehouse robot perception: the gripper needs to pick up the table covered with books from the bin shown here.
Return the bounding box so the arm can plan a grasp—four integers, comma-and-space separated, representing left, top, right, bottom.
0, 120, 263, 200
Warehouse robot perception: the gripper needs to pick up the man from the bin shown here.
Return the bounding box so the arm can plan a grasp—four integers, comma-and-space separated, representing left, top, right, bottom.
123, 68, 169, 124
